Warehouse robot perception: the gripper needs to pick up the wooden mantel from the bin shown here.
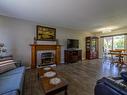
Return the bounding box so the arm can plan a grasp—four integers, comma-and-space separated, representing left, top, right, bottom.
30, 44, 61, 69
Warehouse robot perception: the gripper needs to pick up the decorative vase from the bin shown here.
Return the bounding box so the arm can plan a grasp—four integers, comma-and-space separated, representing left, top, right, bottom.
34, 37, 37, 44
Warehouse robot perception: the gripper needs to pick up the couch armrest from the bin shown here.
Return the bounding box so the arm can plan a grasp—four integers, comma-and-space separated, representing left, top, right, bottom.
96, 77, 127, 95
121, 72, 127, 82
15, 60, 23, 67
95, 82, 122, 95
0, 90, 19, 95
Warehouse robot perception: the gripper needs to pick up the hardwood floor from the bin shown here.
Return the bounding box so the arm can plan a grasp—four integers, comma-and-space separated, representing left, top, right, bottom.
23, 59, 127, 95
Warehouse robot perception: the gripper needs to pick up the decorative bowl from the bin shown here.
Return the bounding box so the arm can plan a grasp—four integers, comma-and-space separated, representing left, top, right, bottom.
44, 71, 56, 78
50, 77, 61, 85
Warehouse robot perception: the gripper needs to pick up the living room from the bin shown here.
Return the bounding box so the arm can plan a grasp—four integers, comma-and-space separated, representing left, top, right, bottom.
0, 0, 127, 95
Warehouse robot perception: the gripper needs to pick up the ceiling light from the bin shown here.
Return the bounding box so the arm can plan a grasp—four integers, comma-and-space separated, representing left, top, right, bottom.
96, 26, 119, 33
102, 29, 112, 33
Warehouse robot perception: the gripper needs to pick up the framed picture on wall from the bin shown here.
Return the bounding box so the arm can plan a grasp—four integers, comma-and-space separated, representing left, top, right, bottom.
36, 25, 56, 41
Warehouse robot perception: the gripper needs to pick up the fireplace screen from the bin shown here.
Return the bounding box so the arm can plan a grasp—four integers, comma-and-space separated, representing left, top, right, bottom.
41, 52, 55, 65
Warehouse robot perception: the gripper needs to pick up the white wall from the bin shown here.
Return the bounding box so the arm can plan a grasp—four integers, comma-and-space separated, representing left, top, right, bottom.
0, 16, 15, 55
0, 15, 79, 67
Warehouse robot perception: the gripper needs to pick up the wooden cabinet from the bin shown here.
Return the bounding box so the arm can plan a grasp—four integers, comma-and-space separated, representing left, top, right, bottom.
64, 50, 82, 63
86, 37, 98, 60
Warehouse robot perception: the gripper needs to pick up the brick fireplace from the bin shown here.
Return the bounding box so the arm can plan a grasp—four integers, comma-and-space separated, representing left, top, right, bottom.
30, 44, 61, 69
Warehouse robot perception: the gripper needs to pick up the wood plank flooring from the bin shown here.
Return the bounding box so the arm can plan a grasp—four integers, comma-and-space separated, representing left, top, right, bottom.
23, 59, 127, 95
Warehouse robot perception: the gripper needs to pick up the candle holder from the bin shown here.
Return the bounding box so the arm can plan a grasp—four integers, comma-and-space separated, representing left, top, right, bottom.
34, 37, 37, 44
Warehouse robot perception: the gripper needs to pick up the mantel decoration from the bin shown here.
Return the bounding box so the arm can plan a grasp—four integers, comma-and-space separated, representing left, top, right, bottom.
36, 25, 56, 41
0, 43, 7, 57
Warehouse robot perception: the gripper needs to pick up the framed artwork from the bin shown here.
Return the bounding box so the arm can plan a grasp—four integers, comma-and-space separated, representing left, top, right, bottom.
36, 25, 56, 40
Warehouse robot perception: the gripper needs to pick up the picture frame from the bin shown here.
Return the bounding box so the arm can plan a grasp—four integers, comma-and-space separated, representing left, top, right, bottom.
36, 25, 56, 41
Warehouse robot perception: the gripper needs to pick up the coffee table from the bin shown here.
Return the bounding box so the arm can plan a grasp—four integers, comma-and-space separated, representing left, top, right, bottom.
38, 67, 68, 95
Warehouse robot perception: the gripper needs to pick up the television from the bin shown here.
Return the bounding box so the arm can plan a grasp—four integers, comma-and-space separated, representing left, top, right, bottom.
67, 39, 79, 49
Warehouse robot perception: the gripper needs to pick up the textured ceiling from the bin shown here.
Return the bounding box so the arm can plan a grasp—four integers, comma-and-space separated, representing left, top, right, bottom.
0, 0, 127, 31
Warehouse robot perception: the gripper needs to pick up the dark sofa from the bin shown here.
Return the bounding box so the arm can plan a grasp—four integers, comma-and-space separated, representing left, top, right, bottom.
0, 66, 25, 95
95, 72, 127, 95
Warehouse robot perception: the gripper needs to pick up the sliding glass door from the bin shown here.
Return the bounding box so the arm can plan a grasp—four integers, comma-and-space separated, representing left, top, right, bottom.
113, 35, 124, 49
104, 37, 112, 52
103, 35, 125, 58
103, 37, 113, 57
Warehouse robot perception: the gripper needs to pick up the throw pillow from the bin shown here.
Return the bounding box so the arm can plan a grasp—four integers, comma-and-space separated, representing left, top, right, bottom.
0, 60, 14, 65
0, 62, 16, 74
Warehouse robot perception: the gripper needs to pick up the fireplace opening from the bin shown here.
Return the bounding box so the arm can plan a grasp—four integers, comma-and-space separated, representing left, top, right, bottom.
37, 51, 55, 67
41, 52, 54, 65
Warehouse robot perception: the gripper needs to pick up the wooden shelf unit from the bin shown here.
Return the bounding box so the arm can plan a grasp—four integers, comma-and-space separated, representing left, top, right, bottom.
86, 37, 98, 60
64, 50, 82, 63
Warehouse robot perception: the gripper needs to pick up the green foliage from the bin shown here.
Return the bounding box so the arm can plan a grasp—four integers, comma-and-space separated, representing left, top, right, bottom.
104, 35, 124, 51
